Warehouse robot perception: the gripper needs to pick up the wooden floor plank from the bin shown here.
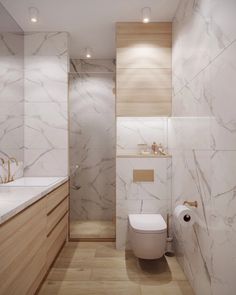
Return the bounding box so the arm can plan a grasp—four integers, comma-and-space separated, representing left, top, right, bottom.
38, 242, 194, 295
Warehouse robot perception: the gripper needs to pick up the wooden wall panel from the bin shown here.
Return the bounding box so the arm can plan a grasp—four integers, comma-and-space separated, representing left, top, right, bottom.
117, 69, 171, 89
117, 88, 171, 103
116, 22, 172, 34
117, 102, 172, 117
116, 22, 172, 116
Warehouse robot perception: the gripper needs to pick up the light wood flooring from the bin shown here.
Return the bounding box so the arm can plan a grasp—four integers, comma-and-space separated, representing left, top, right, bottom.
39, 242, 194, 295
70, 221, 115, 239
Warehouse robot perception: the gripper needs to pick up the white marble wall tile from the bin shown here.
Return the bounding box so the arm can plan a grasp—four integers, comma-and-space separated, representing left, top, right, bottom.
24, 32, 68, 57
172, 0, 212, 93
69, 61, 115, 221
117, 158, 168, 201
0, 55, 24, 103
117, 117, 168, 154
172, 69, 212, 117
24, 56, 68, 103
0, 149, 24, 162
24, 102, 68, 149
0, 30, 24, 161
24, 149, 68, 177
171, 149, 212, 294
168, 117, 211, 151
69, 73, 115, 152
210, 151, 236, 295
173, 0, 236, 96
70, 153, 115, 220
70, 59, 115, 73
24, 32, 69, 177
116, 157, 170, 249
172, 0, 236, 294
0, 102, 24, 153
209, 42, 236, 150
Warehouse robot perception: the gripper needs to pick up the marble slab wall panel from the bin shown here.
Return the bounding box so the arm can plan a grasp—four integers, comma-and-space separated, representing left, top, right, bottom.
24, 32, 69, 176
117, 117, 168, 154
116, 157, 171, 249
70, 58, 115, 73
0, 3, 24, 162
171, 0, 236, 294
69, 59, 115, 221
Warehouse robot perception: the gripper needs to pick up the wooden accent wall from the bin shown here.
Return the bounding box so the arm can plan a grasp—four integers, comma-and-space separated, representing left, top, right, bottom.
116, 22, 172, 116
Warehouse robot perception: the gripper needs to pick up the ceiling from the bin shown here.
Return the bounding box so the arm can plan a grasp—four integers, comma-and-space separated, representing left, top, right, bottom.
1, 0, 179, 58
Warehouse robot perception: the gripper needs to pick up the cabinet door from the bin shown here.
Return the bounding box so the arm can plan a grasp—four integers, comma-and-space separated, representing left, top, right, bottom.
0, 198, 47, 295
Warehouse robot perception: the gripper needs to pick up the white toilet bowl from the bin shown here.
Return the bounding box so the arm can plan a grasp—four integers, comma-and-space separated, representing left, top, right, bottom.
128, 214, 167, 259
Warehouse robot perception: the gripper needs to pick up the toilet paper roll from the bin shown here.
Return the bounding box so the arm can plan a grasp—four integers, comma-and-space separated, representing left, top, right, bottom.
174, 205, 196, 227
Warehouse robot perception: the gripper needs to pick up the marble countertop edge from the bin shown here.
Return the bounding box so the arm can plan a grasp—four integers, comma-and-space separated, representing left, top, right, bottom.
0, 176, 68, 225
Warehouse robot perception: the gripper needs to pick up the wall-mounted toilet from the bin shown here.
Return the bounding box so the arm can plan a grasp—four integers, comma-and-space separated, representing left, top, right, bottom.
128, 214, 167, 259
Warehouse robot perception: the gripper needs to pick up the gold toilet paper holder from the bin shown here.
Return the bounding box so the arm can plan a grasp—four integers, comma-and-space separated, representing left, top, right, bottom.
183, 200, 198, 208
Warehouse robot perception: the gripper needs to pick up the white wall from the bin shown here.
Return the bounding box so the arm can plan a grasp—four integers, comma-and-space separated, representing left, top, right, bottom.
171, 0, 236, 294
116, 117, 171, 249
69, 59, 116, 221
24, 32, 69, 176
0, 3, 24, 162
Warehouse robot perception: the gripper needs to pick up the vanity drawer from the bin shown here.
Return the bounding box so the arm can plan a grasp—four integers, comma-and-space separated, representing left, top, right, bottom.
0, 198, 47, 295
47, 197, 68, 235
46, 213, 68, 268
46, 182, 69, 214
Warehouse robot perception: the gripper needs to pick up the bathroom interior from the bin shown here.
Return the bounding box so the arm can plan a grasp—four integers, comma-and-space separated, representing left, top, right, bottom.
0, 0, 235, 294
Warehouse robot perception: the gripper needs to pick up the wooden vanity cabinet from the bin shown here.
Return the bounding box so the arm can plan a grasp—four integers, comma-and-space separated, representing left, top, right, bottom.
0, 181, 69, 295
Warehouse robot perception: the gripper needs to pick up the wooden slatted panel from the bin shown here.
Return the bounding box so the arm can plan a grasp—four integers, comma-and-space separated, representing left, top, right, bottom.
117, 69, 171, 89
117, 102, 172, 117
116, 22, 172, 116
116, 22, 172, 34
116, 88, 171, 103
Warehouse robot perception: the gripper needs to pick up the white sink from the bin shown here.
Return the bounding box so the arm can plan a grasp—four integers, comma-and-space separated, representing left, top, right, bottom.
0, 177, 64, 187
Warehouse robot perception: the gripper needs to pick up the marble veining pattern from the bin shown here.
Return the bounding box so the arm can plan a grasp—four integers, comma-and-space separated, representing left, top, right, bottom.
69, 59, 115, 221
116, 157, 171, 249
23, 32, 69, 177
171, 1, 236, 294
0, 4, 24, 162
117, 117, 168, 155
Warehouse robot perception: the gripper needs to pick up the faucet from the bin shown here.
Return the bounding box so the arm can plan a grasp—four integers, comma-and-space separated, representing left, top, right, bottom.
0, 158, 5, 184
6, 157, 19, 183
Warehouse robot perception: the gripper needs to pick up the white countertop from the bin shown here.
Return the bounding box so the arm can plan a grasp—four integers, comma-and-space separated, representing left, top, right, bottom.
0, 177, 68, 225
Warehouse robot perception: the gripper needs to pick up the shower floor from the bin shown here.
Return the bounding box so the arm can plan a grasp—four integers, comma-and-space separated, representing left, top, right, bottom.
70, 220, 115, 239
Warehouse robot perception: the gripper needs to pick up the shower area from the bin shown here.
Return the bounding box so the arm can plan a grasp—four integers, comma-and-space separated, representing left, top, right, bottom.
69, 59, 116, 240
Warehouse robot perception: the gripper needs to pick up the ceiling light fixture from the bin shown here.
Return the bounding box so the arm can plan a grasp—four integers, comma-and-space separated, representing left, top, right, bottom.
142, 7, 151, 23
29, 7, 39, 23
85, 47, 92, 58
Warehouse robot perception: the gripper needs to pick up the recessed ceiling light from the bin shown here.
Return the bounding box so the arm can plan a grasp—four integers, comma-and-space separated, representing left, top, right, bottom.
142, 7, 151, 23
85, 47, 92, 59
29, 7, 39, 23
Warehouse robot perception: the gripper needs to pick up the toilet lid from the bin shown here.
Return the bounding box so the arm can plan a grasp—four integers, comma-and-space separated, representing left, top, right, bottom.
129, 214, 167, 233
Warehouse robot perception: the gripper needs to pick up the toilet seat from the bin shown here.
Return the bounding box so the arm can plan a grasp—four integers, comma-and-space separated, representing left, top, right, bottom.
129, 214, 167, 234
